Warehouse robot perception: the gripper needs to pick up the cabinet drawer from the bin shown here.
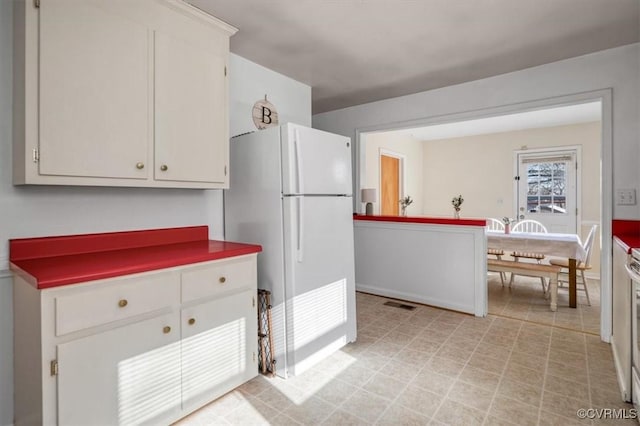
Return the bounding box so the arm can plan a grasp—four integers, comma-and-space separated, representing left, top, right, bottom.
55, 272, 179, 336
182, 256, 256, 303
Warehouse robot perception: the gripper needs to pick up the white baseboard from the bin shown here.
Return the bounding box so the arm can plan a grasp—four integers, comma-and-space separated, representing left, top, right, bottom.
355, 283, 475, 315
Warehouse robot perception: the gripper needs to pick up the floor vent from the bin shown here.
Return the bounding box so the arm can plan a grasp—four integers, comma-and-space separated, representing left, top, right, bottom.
383, 301, 416, 311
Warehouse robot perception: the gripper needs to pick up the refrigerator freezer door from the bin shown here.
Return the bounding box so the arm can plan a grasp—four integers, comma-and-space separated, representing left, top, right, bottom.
281, 124, 352, 196
281, 196, 356, 377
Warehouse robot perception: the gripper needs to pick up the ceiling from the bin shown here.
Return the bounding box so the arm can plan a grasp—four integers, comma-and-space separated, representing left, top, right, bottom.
189, 0, 640, 114
377, 101, 602, 141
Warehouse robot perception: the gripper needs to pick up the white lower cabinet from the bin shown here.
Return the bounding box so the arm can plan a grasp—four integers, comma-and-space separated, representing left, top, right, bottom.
57, 313, 182, 426
13, 254, 258, 426
181, 290, 257, 410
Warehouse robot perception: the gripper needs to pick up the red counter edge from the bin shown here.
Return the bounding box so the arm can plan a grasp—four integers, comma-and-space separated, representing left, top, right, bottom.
613, 219, 640, 254
10, 225, 209, 261
354, 214, 486, 227
9, 226, 263, 289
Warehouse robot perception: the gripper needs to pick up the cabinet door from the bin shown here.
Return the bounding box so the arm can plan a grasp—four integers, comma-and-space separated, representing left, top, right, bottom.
57, 313, 181, 426
612, 241, 632, 399
39, 0, 150, 180
181, 290, 258, 408
154, 31, 228, 184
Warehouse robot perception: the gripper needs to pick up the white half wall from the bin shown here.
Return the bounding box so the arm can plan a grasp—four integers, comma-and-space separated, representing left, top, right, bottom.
0, 1, 311, 422
354, 220, 487, 316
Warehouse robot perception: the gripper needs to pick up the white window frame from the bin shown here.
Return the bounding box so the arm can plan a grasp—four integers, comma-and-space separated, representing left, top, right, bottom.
513, 145, 582, 233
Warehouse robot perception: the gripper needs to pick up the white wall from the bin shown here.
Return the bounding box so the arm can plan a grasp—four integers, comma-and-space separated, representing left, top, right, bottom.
0, 1, 311, 422
362, 132, 423, 215
419, 122, 603, 274
313, 43, 640, 221
229, 54, 311, 137
420, 122, 601, 220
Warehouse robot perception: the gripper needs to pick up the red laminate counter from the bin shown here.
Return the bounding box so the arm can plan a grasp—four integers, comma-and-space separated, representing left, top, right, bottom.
9, 226, 262, 289
354, 214, 486, 227
613, 219, 640, 254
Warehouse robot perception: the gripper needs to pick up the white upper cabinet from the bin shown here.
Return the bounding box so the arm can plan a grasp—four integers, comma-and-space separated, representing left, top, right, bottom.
13, 0, 237, 188
39, 0, 150, 180
154, 31, 227, 184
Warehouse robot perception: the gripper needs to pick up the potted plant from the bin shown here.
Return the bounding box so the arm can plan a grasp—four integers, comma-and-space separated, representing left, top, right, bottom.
399, 195, 413, 216
502, 217, 514, 234
451, 195, 464, 219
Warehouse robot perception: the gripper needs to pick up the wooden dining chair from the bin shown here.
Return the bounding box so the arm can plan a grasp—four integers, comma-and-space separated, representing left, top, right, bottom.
486, 218, 506, 285
509, 219, 548, 292
549, 224, 598, 306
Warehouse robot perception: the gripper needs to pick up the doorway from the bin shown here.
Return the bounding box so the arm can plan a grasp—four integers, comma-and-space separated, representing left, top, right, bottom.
356, 93, 610, 339
515, 148, 579, 234
380, 151, 403, 215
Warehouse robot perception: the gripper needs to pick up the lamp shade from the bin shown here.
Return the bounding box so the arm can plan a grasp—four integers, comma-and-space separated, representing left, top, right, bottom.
361, 188, 377, 203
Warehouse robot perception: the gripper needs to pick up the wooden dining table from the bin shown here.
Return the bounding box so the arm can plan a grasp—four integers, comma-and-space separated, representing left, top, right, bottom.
486, 230, 587, 308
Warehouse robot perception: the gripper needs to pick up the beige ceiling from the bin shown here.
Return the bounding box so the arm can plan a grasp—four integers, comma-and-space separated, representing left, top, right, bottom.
189, 0, 640, 114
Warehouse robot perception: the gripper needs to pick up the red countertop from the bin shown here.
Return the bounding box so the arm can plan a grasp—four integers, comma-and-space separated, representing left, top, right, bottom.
354, 214, 486, 227
613, 220, 640, 254
9, 226, 262, 289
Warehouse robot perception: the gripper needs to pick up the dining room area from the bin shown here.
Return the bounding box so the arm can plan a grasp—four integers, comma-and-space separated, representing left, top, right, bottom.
485, 218, 601, 335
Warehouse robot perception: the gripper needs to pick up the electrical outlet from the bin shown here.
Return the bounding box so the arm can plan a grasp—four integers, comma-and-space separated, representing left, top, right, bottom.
616, 188, 637, 205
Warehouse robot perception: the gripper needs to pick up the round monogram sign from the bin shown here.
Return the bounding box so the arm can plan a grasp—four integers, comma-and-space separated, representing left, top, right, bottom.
252, 97, 279, 129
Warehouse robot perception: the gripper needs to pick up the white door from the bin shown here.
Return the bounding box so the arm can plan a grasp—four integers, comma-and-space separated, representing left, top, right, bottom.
57, 313, 181, 426
282, 196, 356, 376
281, 124, 352, 195
516, 150, 578, 233
181, 290, 257, 409
154, 31, 227, 183
39, 0, 150, 179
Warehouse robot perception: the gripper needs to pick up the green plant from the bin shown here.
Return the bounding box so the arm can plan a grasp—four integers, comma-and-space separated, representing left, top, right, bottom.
451, 195, 464, 211
399, 195, 413, 209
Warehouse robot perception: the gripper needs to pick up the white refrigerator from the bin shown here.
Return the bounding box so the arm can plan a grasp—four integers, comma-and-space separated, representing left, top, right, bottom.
224, 123, 357, 378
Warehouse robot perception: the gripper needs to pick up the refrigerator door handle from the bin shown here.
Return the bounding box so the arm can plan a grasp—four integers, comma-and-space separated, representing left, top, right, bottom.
296, 197, 304, 263
294, 129, 304, 194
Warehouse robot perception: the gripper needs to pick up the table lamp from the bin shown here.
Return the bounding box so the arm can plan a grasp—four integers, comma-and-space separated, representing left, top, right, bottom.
361, 188, 376, 215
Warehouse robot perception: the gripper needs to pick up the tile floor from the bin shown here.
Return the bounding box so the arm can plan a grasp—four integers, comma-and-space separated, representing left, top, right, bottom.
177, 289, 634, 425
488, 272, 601, 334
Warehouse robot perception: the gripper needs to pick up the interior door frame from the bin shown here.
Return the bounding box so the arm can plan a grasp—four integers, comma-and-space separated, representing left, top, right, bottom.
355, 89, 612, 341
378, 148, 406, 215
512, 145, 582, 234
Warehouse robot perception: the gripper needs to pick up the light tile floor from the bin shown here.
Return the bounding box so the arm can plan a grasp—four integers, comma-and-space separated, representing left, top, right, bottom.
177, 290, 633, 425
488, 272, 600, 334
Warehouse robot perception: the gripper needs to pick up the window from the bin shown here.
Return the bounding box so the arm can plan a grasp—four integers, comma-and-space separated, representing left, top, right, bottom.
525, 161, 567, 214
